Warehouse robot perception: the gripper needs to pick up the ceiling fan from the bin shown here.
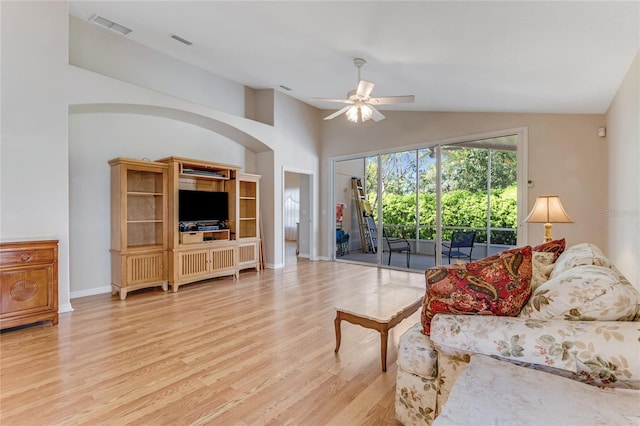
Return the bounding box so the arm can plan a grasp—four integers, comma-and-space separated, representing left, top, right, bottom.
309, 58, 415, 123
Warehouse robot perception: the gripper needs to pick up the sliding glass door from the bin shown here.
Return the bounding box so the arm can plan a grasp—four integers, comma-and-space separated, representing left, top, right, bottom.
333, 132, 522, 270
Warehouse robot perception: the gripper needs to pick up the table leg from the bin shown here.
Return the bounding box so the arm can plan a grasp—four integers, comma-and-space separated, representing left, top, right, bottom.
334, 313, 342, 353
380, 326, 389, 372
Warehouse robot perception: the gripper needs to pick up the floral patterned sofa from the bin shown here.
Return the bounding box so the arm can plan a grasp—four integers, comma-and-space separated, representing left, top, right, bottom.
395, 242, 640, 425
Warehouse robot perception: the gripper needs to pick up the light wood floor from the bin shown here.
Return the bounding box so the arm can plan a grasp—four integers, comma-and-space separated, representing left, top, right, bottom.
1, 254, 425, 425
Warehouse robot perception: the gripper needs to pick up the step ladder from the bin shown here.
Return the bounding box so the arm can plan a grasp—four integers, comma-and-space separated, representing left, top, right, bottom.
351, 177, 377, 253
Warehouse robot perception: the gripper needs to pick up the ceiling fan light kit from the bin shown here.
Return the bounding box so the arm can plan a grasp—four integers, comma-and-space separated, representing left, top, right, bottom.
346, 104, 373, 123
309, 58, 415, 123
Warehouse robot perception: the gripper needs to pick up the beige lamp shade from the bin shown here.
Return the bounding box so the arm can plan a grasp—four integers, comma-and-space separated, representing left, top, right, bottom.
525, 195, 573, 242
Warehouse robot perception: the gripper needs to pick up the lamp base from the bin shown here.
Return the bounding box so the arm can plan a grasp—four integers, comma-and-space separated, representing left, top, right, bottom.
544, 222, 553, 243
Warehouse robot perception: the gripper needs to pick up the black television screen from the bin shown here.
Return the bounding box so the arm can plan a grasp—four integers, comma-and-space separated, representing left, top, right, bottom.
178, 190, 228, 223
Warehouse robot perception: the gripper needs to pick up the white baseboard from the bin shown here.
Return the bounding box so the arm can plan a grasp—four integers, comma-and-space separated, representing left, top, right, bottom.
70, 285, 112, 300
265, 262, 284, 269
58, 302, 74, 313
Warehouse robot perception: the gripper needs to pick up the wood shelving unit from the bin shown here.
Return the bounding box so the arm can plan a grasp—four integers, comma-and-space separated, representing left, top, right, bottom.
235, 173, 261, 271
109, 158, 169, 300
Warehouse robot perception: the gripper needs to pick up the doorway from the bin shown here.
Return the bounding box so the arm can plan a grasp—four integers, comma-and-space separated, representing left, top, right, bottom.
283, 169, 313, 265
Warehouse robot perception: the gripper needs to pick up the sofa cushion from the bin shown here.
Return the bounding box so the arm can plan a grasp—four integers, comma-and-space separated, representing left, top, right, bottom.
531, 251, 555, 291
431, 315, 640, 389
532, 238, 566, 262
433, 354, 640, 426
520, 264, 639, 321
421, 246, 533, 335
550, 243, 611, 279
397, 322, 439, 378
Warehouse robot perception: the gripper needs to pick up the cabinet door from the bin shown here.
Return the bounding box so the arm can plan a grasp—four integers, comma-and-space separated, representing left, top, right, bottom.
210, 246, 236, 274
177, 249, 209, 281
0, 267, 52, 315
237, 241, 259, 270
126, 252, 165, 285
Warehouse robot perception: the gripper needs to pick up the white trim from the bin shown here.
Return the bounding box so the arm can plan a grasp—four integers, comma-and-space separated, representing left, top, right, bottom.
70, 285, 111, 299
329, 159, 337, 260
282, 167, 315, 264
58, 302, 74, 313
516, 127, 529, 245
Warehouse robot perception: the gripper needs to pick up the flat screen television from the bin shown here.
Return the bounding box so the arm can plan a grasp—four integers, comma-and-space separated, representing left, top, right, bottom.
178, 190, 228, 223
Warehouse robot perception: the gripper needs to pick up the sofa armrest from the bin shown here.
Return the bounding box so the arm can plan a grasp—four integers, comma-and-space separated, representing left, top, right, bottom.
430, 314, 640, 389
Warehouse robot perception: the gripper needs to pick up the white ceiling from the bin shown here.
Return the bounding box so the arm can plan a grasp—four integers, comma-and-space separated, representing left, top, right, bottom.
69, 1, 639, 114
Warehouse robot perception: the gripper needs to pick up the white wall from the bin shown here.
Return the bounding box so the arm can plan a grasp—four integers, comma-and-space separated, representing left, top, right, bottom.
69, 113, 249, 297
1, 1, 73, 312
69, 16, 245, 117
320, 112, 608, 259
269, 91, 322, 265
606, 52, 640, 288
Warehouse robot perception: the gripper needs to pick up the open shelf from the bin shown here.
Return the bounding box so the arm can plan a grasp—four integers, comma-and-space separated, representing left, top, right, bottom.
179, 230, 230, 244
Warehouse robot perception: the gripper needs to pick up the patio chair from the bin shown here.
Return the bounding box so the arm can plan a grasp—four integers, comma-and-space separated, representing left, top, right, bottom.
383, 229, 411, 268
336, 229, 349, 256
442, 231, 476, 263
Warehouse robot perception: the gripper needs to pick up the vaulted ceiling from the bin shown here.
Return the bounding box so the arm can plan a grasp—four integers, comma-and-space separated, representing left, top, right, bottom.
69, 1, 639, 114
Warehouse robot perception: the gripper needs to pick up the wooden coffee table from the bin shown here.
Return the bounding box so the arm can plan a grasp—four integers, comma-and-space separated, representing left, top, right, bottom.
334, 285, 424, 372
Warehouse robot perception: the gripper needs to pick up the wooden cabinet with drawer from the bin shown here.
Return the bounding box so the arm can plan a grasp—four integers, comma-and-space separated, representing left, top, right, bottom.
0, 240, 58, 330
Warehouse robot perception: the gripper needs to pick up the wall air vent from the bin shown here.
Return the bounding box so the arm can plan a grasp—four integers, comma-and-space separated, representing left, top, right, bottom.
171, 34, 193, 46
88, 14, 132, 35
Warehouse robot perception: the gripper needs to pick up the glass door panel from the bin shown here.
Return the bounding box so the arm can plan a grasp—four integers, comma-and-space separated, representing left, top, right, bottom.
489, 137, 518, 254
438, 135, 518, 264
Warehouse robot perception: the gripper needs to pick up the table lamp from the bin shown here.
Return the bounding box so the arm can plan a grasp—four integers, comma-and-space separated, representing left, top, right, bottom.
525, 195, 573, 242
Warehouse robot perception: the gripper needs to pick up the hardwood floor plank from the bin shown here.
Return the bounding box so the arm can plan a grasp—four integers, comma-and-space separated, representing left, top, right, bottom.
0, 256, 425, 425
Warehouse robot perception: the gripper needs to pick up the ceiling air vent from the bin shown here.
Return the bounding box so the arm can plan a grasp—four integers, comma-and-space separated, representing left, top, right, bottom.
170, 34, 193, 46
88, 14, 132, 35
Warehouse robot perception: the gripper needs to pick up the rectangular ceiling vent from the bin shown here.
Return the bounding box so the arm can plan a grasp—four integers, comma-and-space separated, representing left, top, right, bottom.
89, 14, 132, 35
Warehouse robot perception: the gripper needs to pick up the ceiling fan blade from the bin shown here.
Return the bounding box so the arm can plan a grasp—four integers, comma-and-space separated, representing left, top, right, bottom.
368, 95, 415, 105
309, 97, 353, 104
356, 80, 375, 98
370, 106, 386, 122
323, 105, 352, 120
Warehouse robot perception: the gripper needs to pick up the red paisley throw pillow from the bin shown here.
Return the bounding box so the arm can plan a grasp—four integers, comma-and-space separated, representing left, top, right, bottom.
421, 246, 533, 335
532, 238, 565, 262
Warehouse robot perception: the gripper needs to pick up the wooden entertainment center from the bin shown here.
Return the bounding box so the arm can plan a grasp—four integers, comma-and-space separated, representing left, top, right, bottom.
109, 156, 260, 299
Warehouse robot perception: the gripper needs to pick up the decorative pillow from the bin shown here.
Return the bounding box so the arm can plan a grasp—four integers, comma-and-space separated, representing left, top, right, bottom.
550, 243, 611, 279
531, 251, 555, 290
532, 238, 565, 262
519, 264, 639, 321
421, 246, 533, 335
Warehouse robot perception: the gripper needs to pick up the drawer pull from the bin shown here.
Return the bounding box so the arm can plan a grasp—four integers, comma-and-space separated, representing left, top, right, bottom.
19, 253, 33, 262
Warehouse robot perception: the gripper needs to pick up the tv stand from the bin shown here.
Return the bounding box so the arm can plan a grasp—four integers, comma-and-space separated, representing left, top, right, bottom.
158, 157, 261, 292
110, 156, 261, 297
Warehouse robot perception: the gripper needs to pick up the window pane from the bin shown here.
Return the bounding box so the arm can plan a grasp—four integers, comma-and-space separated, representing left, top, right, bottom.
440, 145, 488, 243
380, 151, 416, 239
418, 148, 436, 241
488, 135, 518, 246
